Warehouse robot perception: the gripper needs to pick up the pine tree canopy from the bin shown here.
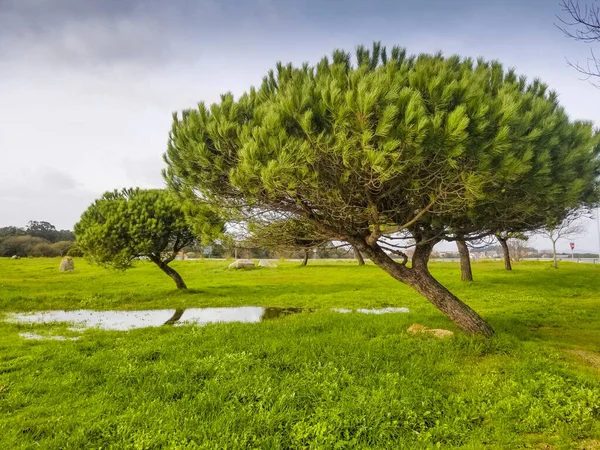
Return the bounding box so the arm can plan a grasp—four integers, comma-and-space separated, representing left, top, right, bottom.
75, 188, 223, 289
163, 43, 600, 335
164, 43, 599, 244
247, 218, 329, 252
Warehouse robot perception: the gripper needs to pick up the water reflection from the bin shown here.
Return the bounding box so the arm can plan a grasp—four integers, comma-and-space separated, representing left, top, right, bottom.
7, 306, 410, 333
7, 307, 304, 331
164, 308, 185, 325
175, 307, 265, 326
8, 310, 173, 331
261, 307, 306, 320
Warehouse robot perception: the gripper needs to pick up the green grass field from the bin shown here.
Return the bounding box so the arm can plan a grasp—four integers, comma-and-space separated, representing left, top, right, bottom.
1, 258, 599, 449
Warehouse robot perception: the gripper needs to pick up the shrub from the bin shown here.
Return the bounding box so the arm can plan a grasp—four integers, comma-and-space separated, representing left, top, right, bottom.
0, 236, 49, 257
51, 241, 74, 257
30, 243, 61, 257
67, 244, 84, 257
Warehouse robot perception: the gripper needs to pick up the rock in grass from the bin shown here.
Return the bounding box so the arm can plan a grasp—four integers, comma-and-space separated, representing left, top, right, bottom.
228, 259, 255, 269
407, 323, 454, 339
59, 256, 75, 272
429, 329, 454, 339
258, 259, 277, 268
407, 323, 428, 334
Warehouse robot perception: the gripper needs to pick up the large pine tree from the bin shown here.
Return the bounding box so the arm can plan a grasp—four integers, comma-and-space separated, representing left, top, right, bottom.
164, 43, 600, 336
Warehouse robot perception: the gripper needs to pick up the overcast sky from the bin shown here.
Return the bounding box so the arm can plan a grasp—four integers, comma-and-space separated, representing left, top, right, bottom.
1, 0, 599, 253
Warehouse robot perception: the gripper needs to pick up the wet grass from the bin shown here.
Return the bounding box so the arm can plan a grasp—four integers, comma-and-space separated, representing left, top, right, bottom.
1, 258, 600, 449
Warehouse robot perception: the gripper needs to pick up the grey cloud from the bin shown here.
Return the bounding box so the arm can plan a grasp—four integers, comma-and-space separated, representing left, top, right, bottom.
0, 167, 82, 199
37, 167, 82, 192
0, 190, 97, 230
0, 168, 96, 229
0, 0, 288, 67
1, 0, 191, 66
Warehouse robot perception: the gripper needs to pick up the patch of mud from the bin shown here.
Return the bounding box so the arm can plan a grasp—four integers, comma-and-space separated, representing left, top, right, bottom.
566, 349, 600, 371
579, 439, 600, 449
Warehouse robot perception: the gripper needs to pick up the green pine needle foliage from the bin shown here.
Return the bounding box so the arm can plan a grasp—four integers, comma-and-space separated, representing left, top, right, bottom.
164, 43, 600, 241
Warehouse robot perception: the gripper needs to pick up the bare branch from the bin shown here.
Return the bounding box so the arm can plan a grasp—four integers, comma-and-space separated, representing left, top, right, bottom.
378, 243, 409, 265
538, 211, 587, 243
557, 0, 600, 82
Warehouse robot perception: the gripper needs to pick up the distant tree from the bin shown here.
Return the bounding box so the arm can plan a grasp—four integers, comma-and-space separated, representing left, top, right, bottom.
75, 188, 223, 289
56, 229, 75, 242
247, 218, 329, 266
506, 236, 529, 262
494, 232, 528, 270
455, 238, 473, 282
0, 226, 25, 240
165, 44, 600, 336
352, 245, 365, 265
26, 221, 59, 243
539, 213, 586, 268
453, 234, 496, 282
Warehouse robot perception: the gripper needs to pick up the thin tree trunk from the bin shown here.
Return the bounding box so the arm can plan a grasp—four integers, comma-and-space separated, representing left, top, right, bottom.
357, 242, 494, 337
498, 237, 512, 270
353, 246, 365, 265
153, 259, 187, 289
301, 249, 309, 266
552, 240, 558, 269
456, 239, 473, 282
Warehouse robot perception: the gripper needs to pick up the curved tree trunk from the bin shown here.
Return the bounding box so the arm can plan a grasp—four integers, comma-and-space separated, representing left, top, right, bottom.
498, 237, 512, 271
409, 263, 493, 336
552, 240, 558, 269
357, 241, 494, 337
456, 239, 473, 282
353, 246, 365, 265
153, 259, 187, 289
301, 249, 309, 266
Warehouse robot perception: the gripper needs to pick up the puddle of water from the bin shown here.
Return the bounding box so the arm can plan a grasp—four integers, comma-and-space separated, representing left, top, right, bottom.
8, 310, 177, 331
177, 307, 265, 326
7, 307, 309, 332
7, 306, 410, 335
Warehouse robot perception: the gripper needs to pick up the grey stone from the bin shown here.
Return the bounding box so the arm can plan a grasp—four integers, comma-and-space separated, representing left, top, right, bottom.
407, 323, 454, 339
59, 256, 75, 272
258, 259, 277, 268
228, 259, 255, 269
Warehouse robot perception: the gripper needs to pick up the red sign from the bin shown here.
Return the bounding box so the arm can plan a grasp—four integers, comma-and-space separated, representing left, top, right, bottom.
570, 242, 575, 250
